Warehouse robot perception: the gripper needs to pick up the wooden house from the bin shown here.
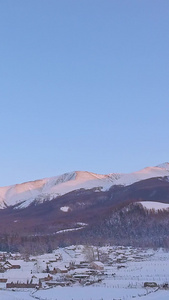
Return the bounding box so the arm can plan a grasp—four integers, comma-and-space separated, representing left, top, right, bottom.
90, 261, 104, 271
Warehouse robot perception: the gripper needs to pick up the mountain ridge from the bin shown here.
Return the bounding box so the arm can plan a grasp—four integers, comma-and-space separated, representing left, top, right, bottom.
0, 163, 169, 209
0, 164, 169, 251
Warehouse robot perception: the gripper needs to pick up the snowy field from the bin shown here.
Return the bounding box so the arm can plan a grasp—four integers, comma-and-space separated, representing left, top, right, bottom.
0, 246, 168, 299
0, 286, 169, 300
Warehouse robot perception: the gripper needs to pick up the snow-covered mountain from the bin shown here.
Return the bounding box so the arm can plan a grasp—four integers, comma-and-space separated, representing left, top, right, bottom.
0, 163, 169, 250
0, 163, 169, 209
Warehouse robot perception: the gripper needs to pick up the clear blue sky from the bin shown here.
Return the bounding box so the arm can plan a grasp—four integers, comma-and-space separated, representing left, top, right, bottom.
0, 0, 169, 186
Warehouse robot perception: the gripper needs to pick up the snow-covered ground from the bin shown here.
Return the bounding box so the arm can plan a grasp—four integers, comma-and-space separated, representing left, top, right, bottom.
0, 246, 169, 299
33, 286, 156, 300
0, 287, 169, 300
0, 162, 169, 209
139, 201, 169, 211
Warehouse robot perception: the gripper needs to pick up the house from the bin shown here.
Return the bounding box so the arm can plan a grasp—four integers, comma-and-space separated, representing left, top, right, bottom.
73, 273, 90, 280
6, 282, 38, 289
144, 282, 158, 288
51, 266, 68, 274
46, 281, 69, 287
6, 277, 41, 289
3, 261, 12, 270
0, 278, 7, 283
3, 261, 21, 270
49, 254, 62, 262
11, 264, 21, 269
10, 253, 21, 260
90, 261, 104, 271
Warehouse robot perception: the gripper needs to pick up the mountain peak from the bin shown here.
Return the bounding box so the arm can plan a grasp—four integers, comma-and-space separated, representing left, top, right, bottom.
0, 163, 169, 209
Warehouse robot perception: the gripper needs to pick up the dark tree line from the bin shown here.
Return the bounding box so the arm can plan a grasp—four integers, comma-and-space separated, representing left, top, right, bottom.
1, 203, 169, 254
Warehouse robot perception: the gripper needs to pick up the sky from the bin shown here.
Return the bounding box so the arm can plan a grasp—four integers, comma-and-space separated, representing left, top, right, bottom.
0, 0, 169, 186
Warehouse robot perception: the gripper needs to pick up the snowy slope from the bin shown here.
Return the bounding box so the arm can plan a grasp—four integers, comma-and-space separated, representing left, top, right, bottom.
139, 201, 169, 211
0, 163, 169, 209
114, 163, 169, 186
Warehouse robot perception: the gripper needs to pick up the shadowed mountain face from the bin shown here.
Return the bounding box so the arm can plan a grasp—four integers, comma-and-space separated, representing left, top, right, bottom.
0, 177, 169, 235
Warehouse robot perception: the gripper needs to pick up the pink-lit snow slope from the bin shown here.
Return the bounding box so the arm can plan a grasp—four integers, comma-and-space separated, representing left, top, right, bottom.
0, 163, 169, 209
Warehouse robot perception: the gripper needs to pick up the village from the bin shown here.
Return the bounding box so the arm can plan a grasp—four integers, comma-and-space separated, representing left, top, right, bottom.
0, 245, 108, 290
0, 245, 168, 295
